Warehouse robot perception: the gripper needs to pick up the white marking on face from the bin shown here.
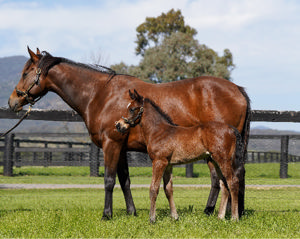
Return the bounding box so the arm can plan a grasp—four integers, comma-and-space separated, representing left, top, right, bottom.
127, 102, 131, 108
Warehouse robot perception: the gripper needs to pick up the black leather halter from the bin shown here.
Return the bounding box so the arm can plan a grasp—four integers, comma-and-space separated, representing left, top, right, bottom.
122, 105, 144, 128
15, 68, 43, 105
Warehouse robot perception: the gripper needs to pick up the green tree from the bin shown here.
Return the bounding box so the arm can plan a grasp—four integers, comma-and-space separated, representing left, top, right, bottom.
111, 9, 235, 82
135, 9, 197, 56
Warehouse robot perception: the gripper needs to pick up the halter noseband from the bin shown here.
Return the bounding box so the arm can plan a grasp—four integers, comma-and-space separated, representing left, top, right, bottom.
122, 106, 144, 127
15, 68, 43, 105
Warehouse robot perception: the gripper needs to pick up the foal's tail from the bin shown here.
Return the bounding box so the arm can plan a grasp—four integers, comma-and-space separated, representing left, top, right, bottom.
238, 86, 251, 164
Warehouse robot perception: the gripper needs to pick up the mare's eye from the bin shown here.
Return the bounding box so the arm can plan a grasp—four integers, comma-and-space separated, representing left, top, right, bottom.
22, 72, 28, 78
129, 108, 135, 113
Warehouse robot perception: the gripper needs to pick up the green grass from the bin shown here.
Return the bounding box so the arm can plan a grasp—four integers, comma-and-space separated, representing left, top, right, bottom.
0, 187, 299, 238
0, 164, 299, 238
0, 163, 300, 185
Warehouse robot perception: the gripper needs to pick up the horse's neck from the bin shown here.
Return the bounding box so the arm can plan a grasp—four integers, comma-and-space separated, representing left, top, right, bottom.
140, 101, 172, 141
47, 63, 109, 115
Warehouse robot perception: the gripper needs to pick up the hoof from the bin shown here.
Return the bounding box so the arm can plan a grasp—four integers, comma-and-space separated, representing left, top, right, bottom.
171, 213, 179, 221
204, 206, 215, 215
101, 214, 112, 221
127, 211, 137, 217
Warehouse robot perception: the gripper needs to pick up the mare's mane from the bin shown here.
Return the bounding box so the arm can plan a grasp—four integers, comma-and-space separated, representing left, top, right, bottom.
144, 98, 177, 126
36, 51, 116, 77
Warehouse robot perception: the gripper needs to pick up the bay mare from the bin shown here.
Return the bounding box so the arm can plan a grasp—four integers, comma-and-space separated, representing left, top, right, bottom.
8, 47, 250, 219
116, 90, 244, 222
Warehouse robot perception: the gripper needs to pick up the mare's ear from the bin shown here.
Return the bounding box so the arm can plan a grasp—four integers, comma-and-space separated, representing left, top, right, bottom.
27, 46, 39, 63
36, 48, 41, 55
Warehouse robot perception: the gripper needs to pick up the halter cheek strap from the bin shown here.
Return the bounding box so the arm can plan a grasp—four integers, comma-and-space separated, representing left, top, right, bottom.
15, 68, 43, 105
122, 106, 144, 127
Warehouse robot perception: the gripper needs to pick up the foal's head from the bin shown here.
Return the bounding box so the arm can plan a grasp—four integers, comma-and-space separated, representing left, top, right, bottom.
115, 89, 144, 134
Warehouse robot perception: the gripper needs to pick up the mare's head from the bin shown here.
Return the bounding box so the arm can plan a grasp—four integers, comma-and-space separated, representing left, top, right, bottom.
8, 47, 59, 112
115, 89, 144, 134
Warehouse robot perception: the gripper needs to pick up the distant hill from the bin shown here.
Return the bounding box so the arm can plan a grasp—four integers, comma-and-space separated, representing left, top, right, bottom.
251, 126, 300, 135
0, 55, 83, 133
0, 55, 70, 110
0, 56, 28, 107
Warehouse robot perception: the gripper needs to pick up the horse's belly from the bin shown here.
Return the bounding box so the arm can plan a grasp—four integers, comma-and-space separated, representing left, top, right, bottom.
170, 148, 209, 165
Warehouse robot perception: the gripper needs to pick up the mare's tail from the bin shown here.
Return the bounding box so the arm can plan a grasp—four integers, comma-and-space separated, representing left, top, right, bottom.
232, 127, 244, 169
237, 86, 251, 164
234, 86, 250, 217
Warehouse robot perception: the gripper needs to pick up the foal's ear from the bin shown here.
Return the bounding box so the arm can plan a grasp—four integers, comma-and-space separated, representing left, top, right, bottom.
129, 89, 135, 100
129, 89, 143, 101
133, 89, 143, 102
36, 48, 41, 55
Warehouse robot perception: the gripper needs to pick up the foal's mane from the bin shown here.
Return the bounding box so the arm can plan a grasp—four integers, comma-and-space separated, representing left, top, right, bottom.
144, 98, 177, 126
36, 51, 116, 77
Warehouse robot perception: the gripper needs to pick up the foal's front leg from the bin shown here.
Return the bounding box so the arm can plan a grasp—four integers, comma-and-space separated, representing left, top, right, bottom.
163, 165, 178, 220
149, 158, 168, 223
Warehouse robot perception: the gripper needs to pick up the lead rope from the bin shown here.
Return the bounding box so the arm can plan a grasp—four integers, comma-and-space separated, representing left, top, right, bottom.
0, 106, 32, 137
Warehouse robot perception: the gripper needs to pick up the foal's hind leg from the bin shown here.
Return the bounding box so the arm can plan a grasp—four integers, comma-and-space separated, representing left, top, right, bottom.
149, 158, 168, 223
205, 162, 220, 215
218, 181, 229, 220
229, 176, 239, 220
163, 165, 178, 220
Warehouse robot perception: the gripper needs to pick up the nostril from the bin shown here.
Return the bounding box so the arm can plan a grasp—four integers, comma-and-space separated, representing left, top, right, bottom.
8, 97, 14, 109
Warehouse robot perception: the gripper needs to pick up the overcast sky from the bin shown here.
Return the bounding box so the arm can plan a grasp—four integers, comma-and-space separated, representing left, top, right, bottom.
0, 0, 299, 131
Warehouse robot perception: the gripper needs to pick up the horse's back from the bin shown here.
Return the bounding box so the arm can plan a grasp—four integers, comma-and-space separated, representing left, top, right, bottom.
141, 76, 248, 130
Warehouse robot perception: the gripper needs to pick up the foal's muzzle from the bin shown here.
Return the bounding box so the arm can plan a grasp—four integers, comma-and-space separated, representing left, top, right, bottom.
115, 119, 130, 134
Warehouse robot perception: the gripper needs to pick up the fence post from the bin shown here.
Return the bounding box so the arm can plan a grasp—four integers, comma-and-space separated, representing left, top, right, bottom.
280, 135, 289, 178
186, 163, 193, 178
3, 133, 14, 176
90, 143, 100, 177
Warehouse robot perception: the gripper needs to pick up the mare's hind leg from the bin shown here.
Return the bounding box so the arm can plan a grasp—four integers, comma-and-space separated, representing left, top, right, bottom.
117, 148, 136, 216
149, 158, 168, 223
204, 161, 220, 215
163, 165, 178, 220
238, 165, 245, 217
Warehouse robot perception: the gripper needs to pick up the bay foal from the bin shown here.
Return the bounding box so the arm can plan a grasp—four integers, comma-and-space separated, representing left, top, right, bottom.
116, 90, 244, 222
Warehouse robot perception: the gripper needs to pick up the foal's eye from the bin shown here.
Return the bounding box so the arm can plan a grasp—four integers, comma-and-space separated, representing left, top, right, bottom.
129, 108, 135, 113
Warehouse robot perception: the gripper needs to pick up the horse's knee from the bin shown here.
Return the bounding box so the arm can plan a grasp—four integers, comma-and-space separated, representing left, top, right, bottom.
150, 187, 158, 198
105, 176, 116, 192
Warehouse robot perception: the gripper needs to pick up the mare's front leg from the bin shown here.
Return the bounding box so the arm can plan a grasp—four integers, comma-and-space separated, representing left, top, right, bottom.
102, 139, 123, 220
149, 158, 168, 223
204, 161, 220, 215
163, 165, 178, 220
117, 148, 136, 216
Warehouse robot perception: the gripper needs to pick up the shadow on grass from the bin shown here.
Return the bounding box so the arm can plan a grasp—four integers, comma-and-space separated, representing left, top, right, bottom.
0, 208, 33, 218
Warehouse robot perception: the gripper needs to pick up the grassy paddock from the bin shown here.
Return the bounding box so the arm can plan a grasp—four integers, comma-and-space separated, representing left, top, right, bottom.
0, 187, 299, 238
0, 163, 300, 185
